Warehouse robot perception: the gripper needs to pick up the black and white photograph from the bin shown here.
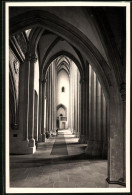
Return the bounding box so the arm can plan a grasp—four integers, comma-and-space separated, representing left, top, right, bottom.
5, 1, 130, 193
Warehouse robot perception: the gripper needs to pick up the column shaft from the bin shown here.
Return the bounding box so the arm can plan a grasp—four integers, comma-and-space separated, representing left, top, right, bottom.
79, 63, 89, 143
19, 60, 29, 141
28, 56, 37, 148
96, 80, 101, 141
34, 91, 38, 142
38, 81, 42, 142
41, 81, 46, 142
89, 65, 92, 140
93, 72, 97, 141
86, 65, 107, 158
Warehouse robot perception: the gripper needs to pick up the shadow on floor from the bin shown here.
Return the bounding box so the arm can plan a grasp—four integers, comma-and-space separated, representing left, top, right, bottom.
10, 153, 107, 169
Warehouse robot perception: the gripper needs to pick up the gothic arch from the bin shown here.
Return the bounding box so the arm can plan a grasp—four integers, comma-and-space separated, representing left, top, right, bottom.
57, 104, 67, 117
57, 61, 70, 75
40, 36, 62, 71
28, 27, 44, 56
90, 7, 125, 85
43, 51, 83, 81
10, 10, 111, 99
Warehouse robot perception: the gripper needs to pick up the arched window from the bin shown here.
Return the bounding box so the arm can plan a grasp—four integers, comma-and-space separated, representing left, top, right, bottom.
62, 86, 65, 92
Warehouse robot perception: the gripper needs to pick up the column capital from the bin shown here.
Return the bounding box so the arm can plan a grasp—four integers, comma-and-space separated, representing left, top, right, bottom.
80, 77, 88, 84
120, 82, 126, 102
39, 78, 47, 84
11, 123, 19, 130
25, 52, 32, 62
31, 54, 37, 63
25, 52, 37, 63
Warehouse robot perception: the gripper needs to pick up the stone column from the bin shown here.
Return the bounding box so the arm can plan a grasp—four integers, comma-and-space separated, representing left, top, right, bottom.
88, 65, 92, 141
74, 66, 79, 137
120, 82, 126, 184
85, 66, 95, 156
41, 79, 47, 142
79, 77, 81, 138
10, 55, 30, 154
46, 62, 57, 133
67, 74, 71, 130
79, 63, 89, 144
70, 63, 74, 134
38, 79, 43, 142
50, 65, 53, 132
96, 79, 101, 141
46, 72, 49, 132
41, 81, 44, 141
72, 66, 75, 133
44, 96, 47, 133
51, 63, 56, 131
34, 90, 38, 142
11, 52, 37, 154
106, 85, 125, 187
102, 93, 107, 140
93, 79, 102, 158
76, 71, 79, 137
21, 54, 30, 142
102, 92, 107, 159
28, 54, 37, 152
52, 63, 54, 130
47, 70, 50, 132
49, 67, 52, 132
85, 65, 107, 158
85, 63, 89, 140
91, 67, 95, 141
69, 66, 72, 132
93, 71, 97, 140
55, 63, 58, 130
73, 68, 77, 134
53, 63, 57, 130
80, 79, 85, 143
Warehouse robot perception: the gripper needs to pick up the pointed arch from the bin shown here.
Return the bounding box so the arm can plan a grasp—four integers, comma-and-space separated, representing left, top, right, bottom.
10, 9, 112, 99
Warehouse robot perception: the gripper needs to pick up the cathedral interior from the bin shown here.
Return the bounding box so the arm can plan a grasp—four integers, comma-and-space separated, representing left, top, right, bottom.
8, 5, 127, 189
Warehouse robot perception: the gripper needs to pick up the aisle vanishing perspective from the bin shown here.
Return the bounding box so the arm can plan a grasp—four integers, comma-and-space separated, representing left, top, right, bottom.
10, 130, 108, 188
50, 131, 68, 155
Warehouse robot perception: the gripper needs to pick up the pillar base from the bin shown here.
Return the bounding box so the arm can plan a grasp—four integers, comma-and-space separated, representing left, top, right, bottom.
38, 134, 42, 142
106, 178, 126, 187
73, 129, 77, 136
102, 141, 107, 158
10, 138, 36, 154
70, 128, 74, 134
76, 132, 79, 138
42, 134, 45, 142
85, 140, 107, 159
29, 138, 35, 147
78, 135, 87, 144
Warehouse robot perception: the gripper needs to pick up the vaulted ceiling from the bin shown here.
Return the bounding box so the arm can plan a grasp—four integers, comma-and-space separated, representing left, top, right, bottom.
9, 6, 126, 99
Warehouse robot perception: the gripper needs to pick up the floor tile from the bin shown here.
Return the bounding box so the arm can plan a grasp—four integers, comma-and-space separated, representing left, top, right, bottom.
10, 129, 123, 188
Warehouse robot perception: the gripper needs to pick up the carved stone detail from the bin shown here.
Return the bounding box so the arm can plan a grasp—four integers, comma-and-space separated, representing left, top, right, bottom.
25, 52, 37, 63
25, 52, 32, 62
31, 55, 37, 63
120, 82, 126, 102
39, 78, 47, 84
14, 60, 19, 74
11, 123, 19, 130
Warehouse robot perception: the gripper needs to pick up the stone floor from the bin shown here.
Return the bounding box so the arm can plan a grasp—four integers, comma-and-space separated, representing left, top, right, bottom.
10, 129, 124, 188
